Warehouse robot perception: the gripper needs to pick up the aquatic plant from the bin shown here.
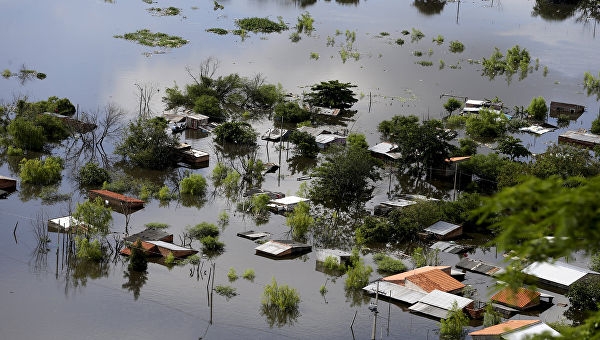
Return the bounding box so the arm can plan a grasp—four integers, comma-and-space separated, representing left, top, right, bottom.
145, 222, 169, 229
187, 222, 219, 239
395, 38, 404, 45
310, 52, 319, 60
206, 28, 228, 35
218, 211, 230, 227
413, 50, 423, 57
416, 60, 433, 66
235, 17, 288, 33
296, 12, 314, 34
262, 277, 300, 311
215, 285, 237, 299
449, 40, 464, 53
401, 29, 410, 35
147, 7, 181, 16
410, 28, 425, 42
242, 269, 256, 281
114, 29, 188, 48
380, 32, 390, 36
228, 267, 239, 281
584, 71, 600, 99
290, 32, 301, 42
433, 34, 444, 44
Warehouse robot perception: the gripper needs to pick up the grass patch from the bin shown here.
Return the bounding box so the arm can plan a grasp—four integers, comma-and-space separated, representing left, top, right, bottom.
114, 29, 188, 48
206, 28, 228, 35
214, 285, 237, 299
144, 222, 169, 229
310, 52, 319, 60
228, 267, 239, 282
411, 28, 425, 42
242, 268, 256, 281
380, 32, 390, 36
395, 38, 404, 46
416, 60, 433, 66
433, 34, 444, 44
449, 40, 465, 53
235, 17, 288, 33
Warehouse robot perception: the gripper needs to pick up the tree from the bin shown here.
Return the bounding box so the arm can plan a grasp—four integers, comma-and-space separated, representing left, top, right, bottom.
286, 201, 314, 239
7, 117, 46, 151
529, 144, 599, 179
128, 239, 148, 272
180, 173, 207, 196
78, 162, 111, 186
567, 275, 600, 313
309, 145, 380, 213
213, 121, 258, 145
451, 138, 478, 157
440, 301, 469, 339
378, 115, 456, 176
187, 222, 219, 239
193, 94, 225, 120
274, 101, 311, 123
346, 132, 368, 149
465, 108, 508, 139
73, 197, 113, 236
591, 114, 600, 134
527, 96, 548, 121
482, 303, 503, 327
494, 136, 531, 161
19, 156, 63, 185
115, 117, 179, 170
444, 98, 463, 115
288, 130, 319, 158
305, 80, 358, 110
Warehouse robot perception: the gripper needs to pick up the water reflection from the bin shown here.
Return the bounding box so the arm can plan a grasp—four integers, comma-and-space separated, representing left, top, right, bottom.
65, 258, 110, 294
532, 0, 580, 21
413, 0, 447, 16
122, 269, 148, 300
344, 287, 371, 307
260, 304, 300, 328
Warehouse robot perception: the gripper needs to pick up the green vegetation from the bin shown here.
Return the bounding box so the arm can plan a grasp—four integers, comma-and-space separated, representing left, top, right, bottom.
410, 28, 425, 42
449, 40, 465, 53
114, 29, 188, 48
187, 222, 219, 239
439, 301, 469, 339
73, 197, 113, 236
115, 117, 179, 170
228, 267, 239, 281
157, 186, 174, 201
482, 45, 531, 81
494, 136, 531, 161
144, 222, 169, 229
527, 96, 548, 121
78, 162, 111, 187
274, 101, 311, 123
344, 251, 373, 289
310, 52, 319, 60
295, 12, 314, 34
306, 80, 358, 110
19, 157, 63, 185
75, 236, 104, 262
164, 251, 176, 266
288, 130, 319, 158
235, 17, 288, 33
213, 121, 258, 145
290, 32, 301, 42
147, 7, 181, 16
395, 38, 404, 46
242, 268, 256, 281
180, 173, 208, 196
372, 253, 406, 274
433, 34, 444, 44
583, 71, 600, 99
322, 256, 347, 273
262, 277, 300, 312
482, 303, 502, 327
206, 28, 228, 35
128, 240, 148, 272
416, 60, 433, 66
200, 235, 225, 252
215, 285, 237, 299
465, 109, 508, 139
443, 98, 463, 115
218, 211, 230, 227
380, 32, 390, 36
286, 201, 314, 239
411, 247, 440, 268
413, 51, 423, 57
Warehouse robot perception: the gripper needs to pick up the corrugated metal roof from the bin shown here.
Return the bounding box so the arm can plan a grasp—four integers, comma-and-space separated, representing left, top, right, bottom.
416, 289, 473, 310
315, 134, 345, 145
524, 261, 597, 288
456, 258, 502, 276
430, 241, 468, 254
363, 281, 426, 304
379, 199, 416, 208
559, 130, 600, 144
368, 142, 398, 154
409, 302, 449, 319
424, 221, 461, 236
147, 240, 195, 251
124, 228, 171, 243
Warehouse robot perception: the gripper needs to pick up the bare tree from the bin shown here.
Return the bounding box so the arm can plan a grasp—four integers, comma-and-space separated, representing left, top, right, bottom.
186, 57, 220, 86
96, 102, 125, 148
134, 82, 159, 119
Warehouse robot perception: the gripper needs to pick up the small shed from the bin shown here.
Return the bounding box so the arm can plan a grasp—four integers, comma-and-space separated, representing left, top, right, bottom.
409, 289, 473, 319
179, 148, 209, 166
124, 228, 173, 243
88, 189, 145, 212
558, 130, 600, 148
430, 241, 472, 254
550, 101, 585, 119
315, 134, 346, 149
146, 240, 198, 258
424, 221, 463, 240
469, 319, 560, 340
523, 261, 599, 291
315, 248, 351, 266
237, 230, 270, 240
456, 258, 502, 276
491, 287, 540, 311
0, 175, 17, 191
268, 196, 310, 212
368, 142, 402, 161
255, 240, 312, 258
47, 216, 91, 233
363, 280, 426, 304
185, 113, 209, 130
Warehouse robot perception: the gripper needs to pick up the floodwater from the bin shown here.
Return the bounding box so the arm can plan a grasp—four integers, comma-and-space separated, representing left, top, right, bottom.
0, 0, 598, 339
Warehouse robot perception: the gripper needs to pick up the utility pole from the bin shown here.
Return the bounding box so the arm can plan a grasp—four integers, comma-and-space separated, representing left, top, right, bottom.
370, 281, 379, 340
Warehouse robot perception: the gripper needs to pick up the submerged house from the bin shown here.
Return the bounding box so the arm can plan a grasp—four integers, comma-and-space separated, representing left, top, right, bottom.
255, 240, 312, 258
121, 240, 198, 259
382, 266, 465, 294
89, 189, 145, 212
550, 101, 585, 120
490, 287, 540, 311
368, 142, 402, 161
267, 196, 309, 212
409, 289, 474, 319
423, 221, 463, 240
523, 261, 599, 291
47, 216, 91, 233
469, 319, 559, 340
0, 175, 17, 191
124, 228, 173, 243
185, 113, 209, 130
558, 130, 600, 149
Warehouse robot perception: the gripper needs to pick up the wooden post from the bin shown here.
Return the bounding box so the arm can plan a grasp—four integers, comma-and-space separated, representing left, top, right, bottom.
371, 281, 379, 340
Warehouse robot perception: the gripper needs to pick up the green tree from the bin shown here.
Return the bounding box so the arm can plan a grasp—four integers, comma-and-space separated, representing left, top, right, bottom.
591, 114, 600, 134
305, 80, 358, 110
213, 121, 257, 145
566, 274, 600, 313
187, 222, 219, 239
19, 156, 63, 185
286, 201, 314, 239
465, 108, 508, 139
78, 162, 111, 186
273, 101, 311, 123
482, 302, 503, 327
527, 96, 548, 121
288, 130, 319, 158
309, 145, 380, 213
530, 144, 599, 179
7, 117, 46, 151
346, 132, 368, 149
73, 197, 113, 236
440, 301, 469, 339
261, 277, 301, 327
180, 173, 207, 196
451, 138, 478, 157
444, 98, 463, 115
193, 94, 225, 119
494, 136, 531, 161
115, 117, 179, 170
345, 254, 373, 289
34, 114, 70, 142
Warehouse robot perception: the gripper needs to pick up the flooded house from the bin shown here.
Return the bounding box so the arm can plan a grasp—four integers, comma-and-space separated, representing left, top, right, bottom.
490, 287, 541, 311
185, 113, 209, 130
255, 240, 312, 258
382, 266, 465, 295
124, 228, 174, 243
88, 189, 145, 213
523, 261, 599, 292
368, 142, 402, 161
558, 130, 600, 148
47, 216, 91, 233
409, 289, 474, 319
267, 196, 309, 212
0, 175, 17, 191
549, 101, 585, 120
423, 221, 463, 240
469, 319, 559, 340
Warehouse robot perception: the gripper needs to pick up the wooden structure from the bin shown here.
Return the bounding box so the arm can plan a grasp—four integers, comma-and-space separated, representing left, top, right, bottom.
185, 113, 209, 130
120, 240, 198, 259
314, 248, 351, 266
550, 101, 585, 120
558, 130, 600, 148
423, 221, 463, 240
88, 189, 145, 212
255, 240, 312, 258
47, 216, 91, 233
124, 228, 173, 243
237, 230, 270, 240
0, 175, 17, 191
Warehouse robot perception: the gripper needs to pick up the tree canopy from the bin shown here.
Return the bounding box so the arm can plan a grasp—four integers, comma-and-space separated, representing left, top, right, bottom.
213, 121, 258, 145
305, 80, 358, 110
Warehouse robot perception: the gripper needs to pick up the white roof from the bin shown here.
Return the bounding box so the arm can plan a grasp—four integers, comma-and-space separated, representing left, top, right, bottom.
48, 216, 88, 230
363, 281, 426, 304
465, 99, 487, 106
415, 289, 473, 310
315, 134, 345, 144
524, 261, 597, 288
147, 240, 194, 251
503, 322, 560, 340
368, 142, 397, 154
519, 125, 554, 135
270, 196, 309, 205
380, 199, 416, 208
425, 221, 461, 235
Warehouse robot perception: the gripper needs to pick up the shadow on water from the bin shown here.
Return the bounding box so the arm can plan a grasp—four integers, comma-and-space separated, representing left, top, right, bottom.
122, 268, 148, 300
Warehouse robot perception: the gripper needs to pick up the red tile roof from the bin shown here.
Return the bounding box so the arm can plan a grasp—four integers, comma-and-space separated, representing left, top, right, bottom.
491, 287, 541, 309
120, 241, 158, 256
406, 269, 465, 293
469, 319, 540, 336
383, 266, 451, 285
89, 189, 145, 204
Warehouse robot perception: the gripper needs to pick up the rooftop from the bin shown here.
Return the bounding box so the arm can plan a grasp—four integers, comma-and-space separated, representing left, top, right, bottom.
491, 287, 540, 309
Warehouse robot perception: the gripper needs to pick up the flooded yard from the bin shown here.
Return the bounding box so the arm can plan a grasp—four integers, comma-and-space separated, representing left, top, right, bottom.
1, 0, 598, 339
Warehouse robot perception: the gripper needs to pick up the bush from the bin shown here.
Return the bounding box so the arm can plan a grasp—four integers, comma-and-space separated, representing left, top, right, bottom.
78, 162, 111, 186
7, 117, 45, 151
345, 257, 373, 289
465, 109, 508, 139
228, 268, 239, 281
322, 255, 346, 273
200, 235, 225, 252
157, 185, 173, 201
128, 239, 148, 271
164, 251, 176, 266
145, 222, 169, 229
288, 130, 319, 158
443, 98, 463, 114
242, 268, 256, 281
215, 285, 237, 299
440, 301, 469, 339
180, 173, 207, 196
236, 17, 288, 33
527, 96, 548, 121
373, 253, 407, 274
75, 236, 104, 262
449, 40, 465, 53
19, 156, 63, 185
286, 201, 314, 239
187, 222, 219, 239
262, 277, 300, 311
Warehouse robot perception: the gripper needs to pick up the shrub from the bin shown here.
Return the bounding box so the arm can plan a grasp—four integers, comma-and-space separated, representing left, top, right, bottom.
527, 96, 548, 121
157, 185, 173, 201
7, 117, 45, 151
373, 253, 406, 274
180, 173, 207, 196
144, 222, 169, 229
6, 146, 23, 156
449, 40, 465, 53
440, 301, 469, 339
345, 257, 373, 289
75, 236, 103, 262
235, 17, 288, 33
164, 251, 176, 266
228, 268, 239, 281
78, 162, 111, 186
286, 201, 314, 239
19, 156, 63, 185
262, 277, 300, 311
187, 222, 219, 239
200, 235, 225, 252
215, 285, 237, 299
242, 268, 256, 281
443, 98, 463, 115
128, 239, 148, 271
322, 255, 346, 273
